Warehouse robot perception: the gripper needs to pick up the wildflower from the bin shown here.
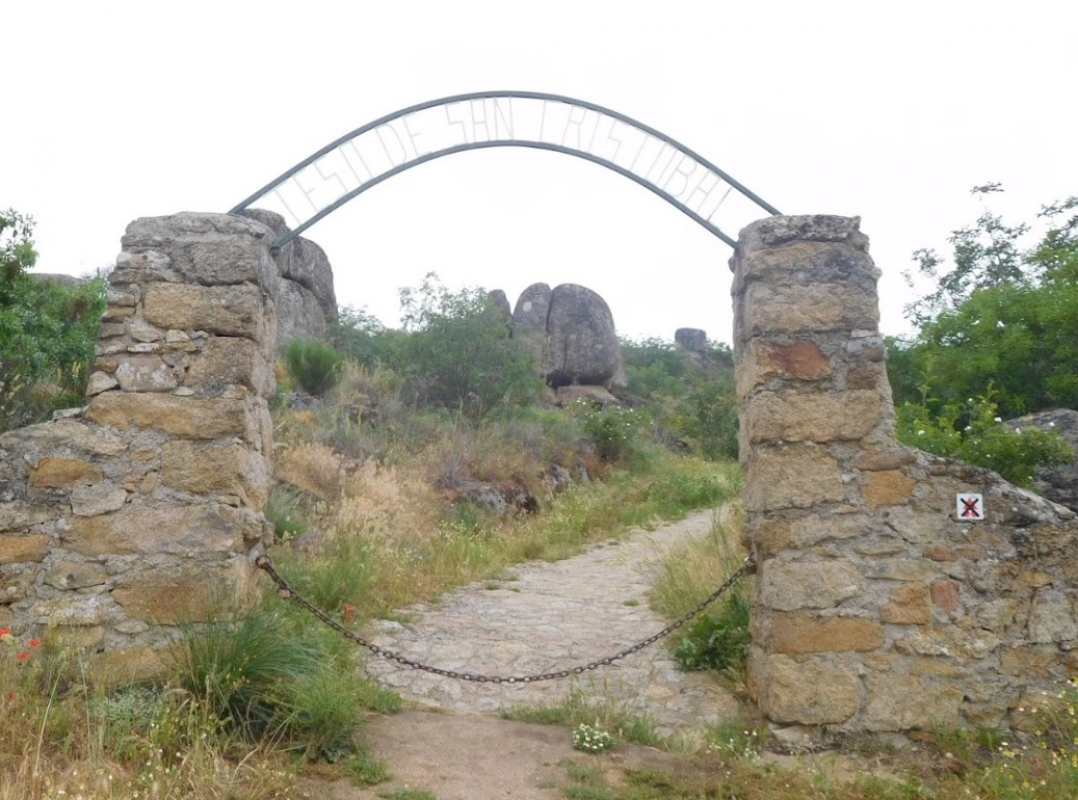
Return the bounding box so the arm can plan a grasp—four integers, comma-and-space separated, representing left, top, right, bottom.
917, 429, 926, 436
4, 691, 13, 701
16, 651, 29, 660
29, 638, 40, 648
0, 627, 11, 642
994, 416, 1002, 423
343, 604, 356, 621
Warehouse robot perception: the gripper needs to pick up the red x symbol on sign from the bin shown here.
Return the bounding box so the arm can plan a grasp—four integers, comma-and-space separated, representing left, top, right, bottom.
960, 496, 980, 517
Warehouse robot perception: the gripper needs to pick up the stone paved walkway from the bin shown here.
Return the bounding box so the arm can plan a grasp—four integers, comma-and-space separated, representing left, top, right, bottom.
362, 508, 744, 740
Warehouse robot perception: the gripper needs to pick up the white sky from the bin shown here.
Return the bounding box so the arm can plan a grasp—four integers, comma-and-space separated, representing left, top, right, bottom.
5, 1, 1077, 344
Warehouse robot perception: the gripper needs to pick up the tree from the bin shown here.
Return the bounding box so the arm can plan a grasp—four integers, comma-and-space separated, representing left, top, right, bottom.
0, 209, 106, 432
889, 188, 1078, 419
394, 274, 543, 418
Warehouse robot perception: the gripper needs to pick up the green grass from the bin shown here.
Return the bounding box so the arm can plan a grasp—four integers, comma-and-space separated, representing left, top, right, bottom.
650, 512, 752, 675
347, 746, 391, 786
501, 688, 664, 750
378, 789, 438, 800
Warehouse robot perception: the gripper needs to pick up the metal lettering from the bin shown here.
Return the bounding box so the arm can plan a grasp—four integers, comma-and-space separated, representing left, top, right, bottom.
271, 188, 303, 227
375, 123, 408, 167
597, 117, 624, 164
663, 155, 698, 199
703, 185, 735, 223
340, 139, 376, 185
684, 170, 721, 215
291, 173, 322, 212
470, 98, 490, 143
493, 98, 513, 139
445, 102, 469, 145
652, 145, 681, 186
401, 112, 428, 156
561, 104, 587, 149
628, 132, 654, 172
643, 141, 674, 183
231, 91, 780, 249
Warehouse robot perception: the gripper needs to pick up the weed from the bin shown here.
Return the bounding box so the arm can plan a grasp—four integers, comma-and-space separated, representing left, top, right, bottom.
347, 746, 391, 786
264, 485, 310, 541
650, 512, 751, 675
378, 789, 438, 800
284, 338, 345, 397
502, 687, 664, 750
573, 721, 616, 753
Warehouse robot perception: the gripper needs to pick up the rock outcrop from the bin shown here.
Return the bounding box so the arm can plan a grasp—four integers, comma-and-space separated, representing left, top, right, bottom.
675, 327, 708, 353
487, 290, 512, 325
546, 284, 625, 389
238, 209, 337, 349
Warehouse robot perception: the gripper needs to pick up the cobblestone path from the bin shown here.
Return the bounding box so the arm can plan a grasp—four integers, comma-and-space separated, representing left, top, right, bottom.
363, 508, 744, 740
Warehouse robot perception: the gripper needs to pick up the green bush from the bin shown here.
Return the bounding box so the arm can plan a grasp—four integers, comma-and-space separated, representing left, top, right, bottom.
395, 273, 543, 418
328, 305, 405, 368
896, 390, 1072, 488
571, 401, 643, 462
284, 338, 345, 396
0, 208, 106, 432
673, 375, 739, 461
673, 590, 751, 672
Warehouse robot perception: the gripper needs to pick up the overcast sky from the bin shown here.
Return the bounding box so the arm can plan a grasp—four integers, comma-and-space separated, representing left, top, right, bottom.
5, 1, 1077, 343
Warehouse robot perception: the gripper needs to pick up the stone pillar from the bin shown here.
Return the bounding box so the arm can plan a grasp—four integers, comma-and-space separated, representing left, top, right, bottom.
0, 213, 278, 680
733, 215, 1078, 735
732, 215, 894, 730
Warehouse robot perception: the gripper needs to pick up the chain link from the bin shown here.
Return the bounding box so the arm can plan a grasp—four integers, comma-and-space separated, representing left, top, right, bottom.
255, 552, 754, 684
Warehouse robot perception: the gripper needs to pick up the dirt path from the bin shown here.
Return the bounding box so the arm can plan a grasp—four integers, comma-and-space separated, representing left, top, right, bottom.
299, 507, 747, 800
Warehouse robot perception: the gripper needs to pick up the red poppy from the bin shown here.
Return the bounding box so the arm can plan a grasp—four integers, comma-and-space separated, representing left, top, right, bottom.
4, 692, 13, 701
29, 639, 40, 648
16, 652, 29, 661
343, 604, 356, 621
0, 628, 10, 638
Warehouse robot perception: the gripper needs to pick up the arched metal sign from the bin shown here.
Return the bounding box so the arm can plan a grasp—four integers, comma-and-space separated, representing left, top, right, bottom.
230, 91, 780, 249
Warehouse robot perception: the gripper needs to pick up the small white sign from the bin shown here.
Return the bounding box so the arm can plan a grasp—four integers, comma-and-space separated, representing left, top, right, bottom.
956, 493, 984, 521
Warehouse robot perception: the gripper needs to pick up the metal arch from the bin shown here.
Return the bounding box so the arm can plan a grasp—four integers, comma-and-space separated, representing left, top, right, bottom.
230, 90, 781, 250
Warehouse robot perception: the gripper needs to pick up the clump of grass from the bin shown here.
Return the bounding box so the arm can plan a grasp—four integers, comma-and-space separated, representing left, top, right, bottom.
175, 598, 393, 761
264, 485, 310, 541
347, 745, 391, 786
284, 338, 345, 397
650, 510, 751, 675
275, 441, 343, 500
502, 687, 664, 750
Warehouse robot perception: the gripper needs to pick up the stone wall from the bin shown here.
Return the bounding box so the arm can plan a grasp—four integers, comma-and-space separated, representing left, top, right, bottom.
0, 213, 294, 680
733, 215, 1078, 734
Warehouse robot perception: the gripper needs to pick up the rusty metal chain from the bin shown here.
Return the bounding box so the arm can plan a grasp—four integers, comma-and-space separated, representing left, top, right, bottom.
255, 553, 754, 684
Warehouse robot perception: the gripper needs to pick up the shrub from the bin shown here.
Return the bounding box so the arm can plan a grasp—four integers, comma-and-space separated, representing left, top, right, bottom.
395, 273, 543, 418
897, 390, 1073, 488
673, 375, 739, 461
572, 401, 643, 462
284, 338, 345, 396
0, 208, 106, 432
673, 591, 751, 672
328, 305, 406, 368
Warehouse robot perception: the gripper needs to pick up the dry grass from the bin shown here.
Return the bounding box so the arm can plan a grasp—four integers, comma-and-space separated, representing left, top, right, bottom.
0, 646, 297, 800
275, 442, 343, 500
649, 503, 745, 620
